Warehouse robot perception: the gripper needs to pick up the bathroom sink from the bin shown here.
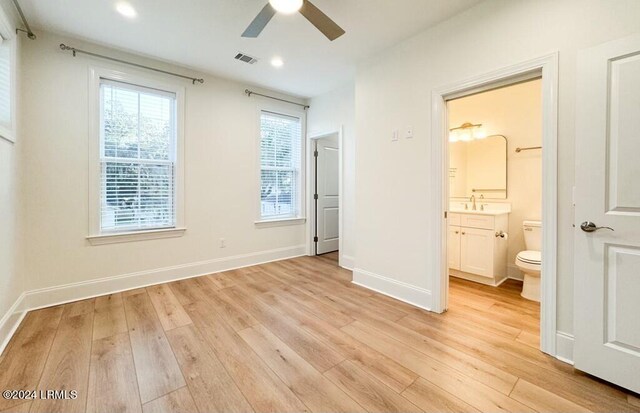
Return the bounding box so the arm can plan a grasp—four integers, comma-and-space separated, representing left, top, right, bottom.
449, 202, 511, 215
449, 209, 509, 216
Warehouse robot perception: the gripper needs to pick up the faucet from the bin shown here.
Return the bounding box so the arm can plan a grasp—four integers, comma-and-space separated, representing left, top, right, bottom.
470, 195, 476, 211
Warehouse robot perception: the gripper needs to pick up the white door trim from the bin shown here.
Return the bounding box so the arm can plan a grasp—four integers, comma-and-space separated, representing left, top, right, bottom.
306, 127, 344, 267
430, 53, 559, 357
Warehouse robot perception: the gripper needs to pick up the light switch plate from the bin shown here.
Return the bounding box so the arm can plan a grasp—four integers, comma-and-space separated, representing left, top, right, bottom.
406, 126, 413, 139
392, 130, 399, 142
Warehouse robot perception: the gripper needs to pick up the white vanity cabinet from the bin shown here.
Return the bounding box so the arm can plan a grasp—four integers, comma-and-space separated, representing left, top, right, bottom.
448, 226, 461, 270
448, 211, 509, 286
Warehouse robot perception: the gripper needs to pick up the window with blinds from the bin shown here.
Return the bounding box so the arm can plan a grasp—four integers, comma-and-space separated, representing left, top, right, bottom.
260, 111, 302, 220
0, 34, 14, 143
99, 79, 177, 233
0, 37, 11, 130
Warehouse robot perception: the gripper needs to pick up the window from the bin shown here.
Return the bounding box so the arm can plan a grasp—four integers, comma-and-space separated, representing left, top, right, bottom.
259, 111, 303, 220
88, 68, 184, 244
0, 22, 16, 143
100, 79, 177, 232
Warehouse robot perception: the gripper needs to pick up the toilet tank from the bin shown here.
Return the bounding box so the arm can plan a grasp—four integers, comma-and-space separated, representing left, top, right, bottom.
523, 220, 542, 251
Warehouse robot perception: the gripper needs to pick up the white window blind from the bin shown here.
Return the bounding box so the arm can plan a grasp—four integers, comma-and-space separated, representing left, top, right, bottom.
99, 79, 177, 233
0, 36, 12, 131
260, 111, 302, 219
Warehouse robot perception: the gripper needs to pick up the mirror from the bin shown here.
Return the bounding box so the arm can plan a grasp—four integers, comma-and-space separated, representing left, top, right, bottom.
449, 135, 507, 199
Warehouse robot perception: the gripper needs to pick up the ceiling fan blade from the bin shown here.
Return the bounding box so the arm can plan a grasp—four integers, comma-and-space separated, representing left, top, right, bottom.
299, 0, 345, 41
242, 3, 277, 38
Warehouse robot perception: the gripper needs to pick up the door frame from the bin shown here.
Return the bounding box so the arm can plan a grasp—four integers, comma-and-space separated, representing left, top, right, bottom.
306, 127, 344, 265
430, 53, 559, 356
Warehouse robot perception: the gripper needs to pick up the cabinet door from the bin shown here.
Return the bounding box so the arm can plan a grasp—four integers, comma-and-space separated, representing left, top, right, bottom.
460, 227, 493, 277
448, 226, 461, 270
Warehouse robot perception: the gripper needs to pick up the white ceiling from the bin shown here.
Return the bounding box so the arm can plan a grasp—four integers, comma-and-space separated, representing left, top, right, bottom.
20, 0, 481, 97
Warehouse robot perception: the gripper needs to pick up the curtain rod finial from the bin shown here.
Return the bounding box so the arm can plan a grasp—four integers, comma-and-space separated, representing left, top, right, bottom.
15, 28, 36, 39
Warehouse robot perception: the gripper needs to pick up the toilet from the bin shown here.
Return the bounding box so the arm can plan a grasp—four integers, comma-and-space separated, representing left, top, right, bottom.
515, 220, 541, 302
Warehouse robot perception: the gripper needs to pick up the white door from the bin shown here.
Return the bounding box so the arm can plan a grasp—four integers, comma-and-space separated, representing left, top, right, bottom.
315, 136, 339, 255
448, 226, 461, 270
574, 34, 640, 394
460, 228, 492, 277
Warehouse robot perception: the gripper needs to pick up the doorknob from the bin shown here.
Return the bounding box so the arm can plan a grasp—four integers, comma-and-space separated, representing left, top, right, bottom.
580, 221, 614, 232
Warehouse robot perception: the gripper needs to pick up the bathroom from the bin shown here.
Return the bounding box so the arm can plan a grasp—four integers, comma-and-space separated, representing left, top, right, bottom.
446, 78, 542, 345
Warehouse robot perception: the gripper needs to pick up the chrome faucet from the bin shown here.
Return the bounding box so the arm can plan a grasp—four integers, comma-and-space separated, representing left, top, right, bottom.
470, 195, 476, 211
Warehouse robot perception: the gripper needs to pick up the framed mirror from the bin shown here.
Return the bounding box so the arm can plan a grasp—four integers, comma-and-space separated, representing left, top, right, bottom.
449, 134, 507, 199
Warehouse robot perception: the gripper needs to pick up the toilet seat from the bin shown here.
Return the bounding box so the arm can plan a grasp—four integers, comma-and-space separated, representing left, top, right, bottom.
516, 250, 541, 272
517, 250, 541, 264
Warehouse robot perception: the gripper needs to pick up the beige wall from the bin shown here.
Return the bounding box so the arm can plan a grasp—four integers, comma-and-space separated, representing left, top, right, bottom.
448, 79, 542, 268
449, 140, 467, 198
354, 0, 640, 334
19, 31, 307, 292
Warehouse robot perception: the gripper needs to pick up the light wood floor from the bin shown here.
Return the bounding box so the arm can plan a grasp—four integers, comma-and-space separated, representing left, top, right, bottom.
1, 255, 638, 413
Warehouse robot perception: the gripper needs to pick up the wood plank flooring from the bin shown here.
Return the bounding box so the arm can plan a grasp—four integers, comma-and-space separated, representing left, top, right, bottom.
1, 254, 639, 412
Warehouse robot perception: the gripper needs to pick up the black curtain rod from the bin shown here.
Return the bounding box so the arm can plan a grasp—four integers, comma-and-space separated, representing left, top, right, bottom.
12, 0, 35, 39
245, 89, 309, 110
59, 43, 205, 85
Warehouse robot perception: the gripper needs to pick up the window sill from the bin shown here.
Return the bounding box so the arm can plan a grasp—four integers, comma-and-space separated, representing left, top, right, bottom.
254, 217, 306, 228
87, 227, 186, 246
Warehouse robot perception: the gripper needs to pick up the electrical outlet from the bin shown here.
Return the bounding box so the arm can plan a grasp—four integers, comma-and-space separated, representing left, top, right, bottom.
220, 238, 226, 248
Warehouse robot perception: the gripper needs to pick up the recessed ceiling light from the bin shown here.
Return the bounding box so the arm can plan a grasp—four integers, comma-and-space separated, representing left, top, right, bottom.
269, 0, 303, 14
116, 2, 137, 19
271, 57, 284, 68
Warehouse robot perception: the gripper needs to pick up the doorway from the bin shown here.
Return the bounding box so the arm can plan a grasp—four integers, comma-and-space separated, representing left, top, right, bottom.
312, 133, 340, 258
431, 54, 559, 357
446, 78, 543, 350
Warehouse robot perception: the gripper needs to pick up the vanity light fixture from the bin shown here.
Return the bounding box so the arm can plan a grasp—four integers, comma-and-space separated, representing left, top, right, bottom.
449, 122, 486, 142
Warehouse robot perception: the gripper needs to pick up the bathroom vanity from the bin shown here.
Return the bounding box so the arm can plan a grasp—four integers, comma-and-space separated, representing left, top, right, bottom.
448, 204, 510, 286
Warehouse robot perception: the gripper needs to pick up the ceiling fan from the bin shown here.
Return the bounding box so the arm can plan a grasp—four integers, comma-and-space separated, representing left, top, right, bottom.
242, 0, 345, 41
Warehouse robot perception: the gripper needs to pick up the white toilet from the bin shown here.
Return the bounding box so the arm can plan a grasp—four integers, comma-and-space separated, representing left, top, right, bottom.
515, 220, 541, 302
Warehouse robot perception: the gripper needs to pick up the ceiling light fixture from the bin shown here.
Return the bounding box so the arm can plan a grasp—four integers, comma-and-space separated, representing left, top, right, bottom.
116, 2, 137, 19
268, 0, 303, 14
271, 57, 284, 68
449, 122, 486, 142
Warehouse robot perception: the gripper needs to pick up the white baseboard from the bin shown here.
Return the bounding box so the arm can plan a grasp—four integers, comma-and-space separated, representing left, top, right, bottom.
507, 264, 524, 281
340, 254, 355, 270
0, 293, 27, 357
353, 268, 431, 311
556, 331, 574, 365
0, 245, 305, 356
24, 245, 306, 311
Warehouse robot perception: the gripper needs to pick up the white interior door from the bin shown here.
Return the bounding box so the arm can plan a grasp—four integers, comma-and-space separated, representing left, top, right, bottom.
574, 34, 640, 394
315, 135, 339, 255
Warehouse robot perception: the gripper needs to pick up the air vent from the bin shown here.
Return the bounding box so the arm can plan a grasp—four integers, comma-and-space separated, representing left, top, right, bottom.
235, 52, 258, 64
